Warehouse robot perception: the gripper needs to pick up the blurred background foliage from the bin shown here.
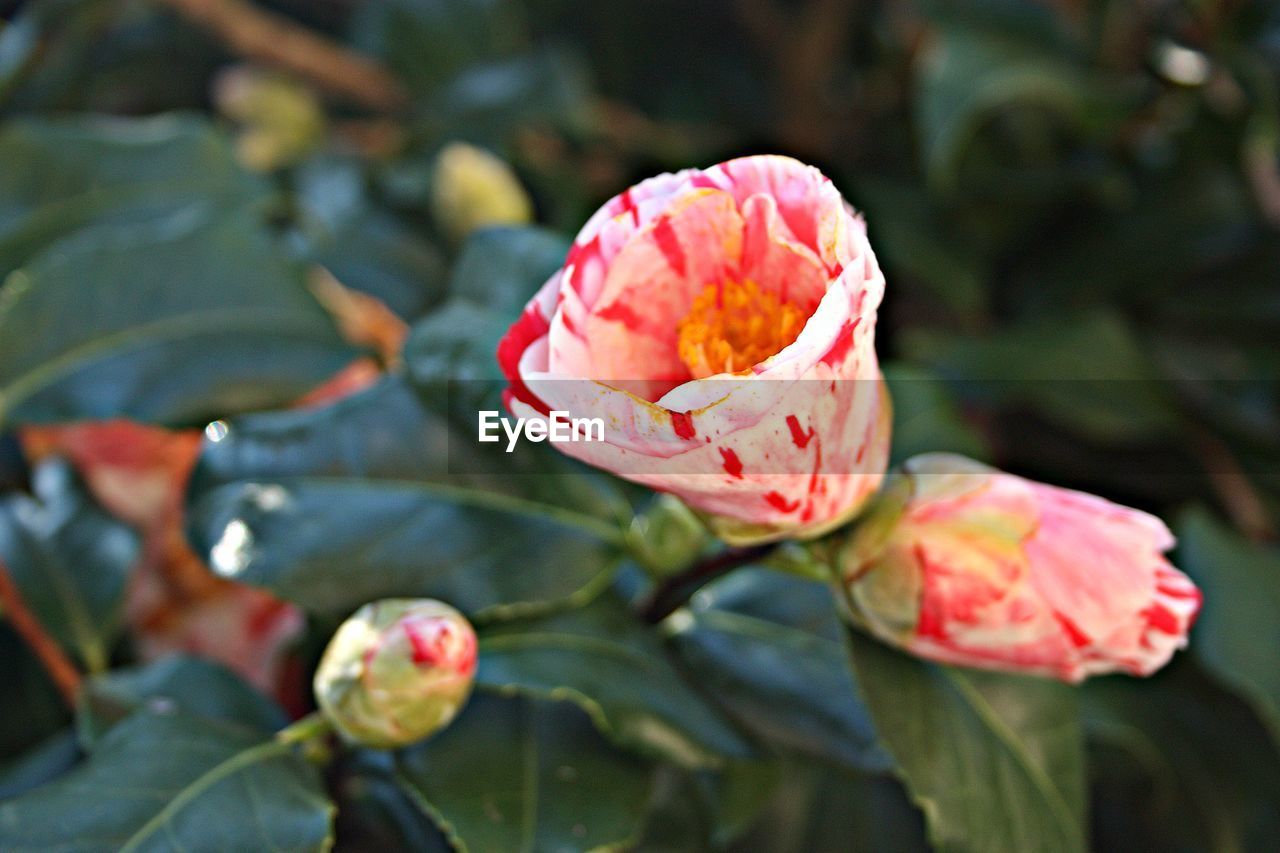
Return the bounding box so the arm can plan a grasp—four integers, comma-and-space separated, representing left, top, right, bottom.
0, 0, 1278, 850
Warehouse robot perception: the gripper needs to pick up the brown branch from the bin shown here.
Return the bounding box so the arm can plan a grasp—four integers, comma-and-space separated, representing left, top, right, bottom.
0, 557, 82, 707
641, 543, 777, 623
1193, 427, 1276, 542
156, 0, 408, 111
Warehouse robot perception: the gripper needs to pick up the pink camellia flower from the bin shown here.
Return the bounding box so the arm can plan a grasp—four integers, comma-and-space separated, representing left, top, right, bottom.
837, 454, 1202, 682
497, 155, 890, 544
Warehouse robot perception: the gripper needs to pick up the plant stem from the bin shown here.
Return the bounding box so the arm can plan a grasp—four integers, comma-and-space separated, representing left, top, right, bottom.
0, 556, 82, 706
1192, 426, 1276, 542
641, 543, 777, 623
156, 0, 407, 111
276, 711, 333, 745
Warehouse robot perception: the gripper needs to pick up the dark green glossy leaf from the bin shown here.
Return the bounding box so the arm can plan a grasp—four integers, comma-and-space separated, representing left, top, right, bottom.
186, 375, 627, 618
445, 226, 569, 312
331, 750, 452, 852
1175, 509, 1280, 748
0, 730, 79, 801
637, 762, 781, 852
421, 50, 589, 144
731, 761, 928, 853
353, 0, 584, 140
846, 629, 1086, 853
0, 206, 357, 427
668, 569, 889, 772
190, 477, 622, 619
404, 225, 569, 400
0, 709, 333, 852
294, 155, 447, 321
78, 656, 287, 747
350, 0, 526, 97
916, 22, 1097, 188
309, 208, 447, 322
0, 458, 140, 672
0, 15, 39, 97
0, 114, 265, 277
396, 694, 652, 853
478, 589, 753, 768
1084, 662, 1280, 852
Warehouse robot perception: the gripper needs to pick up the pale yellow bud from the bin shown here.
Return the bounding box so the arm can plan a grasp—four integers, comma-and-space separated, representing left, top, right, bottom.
431, 142, 534, 240
214, 66, 325, 171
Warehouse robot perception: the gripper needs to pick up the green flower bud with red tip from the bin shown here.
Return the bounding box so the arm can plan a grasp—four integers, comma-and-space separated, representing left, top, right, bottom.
314, 599, 477, 748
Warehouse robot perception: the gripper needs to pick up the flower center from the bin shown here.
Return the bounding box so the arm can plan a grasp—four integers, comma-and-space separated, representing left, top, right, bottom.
676, 280, 807, 379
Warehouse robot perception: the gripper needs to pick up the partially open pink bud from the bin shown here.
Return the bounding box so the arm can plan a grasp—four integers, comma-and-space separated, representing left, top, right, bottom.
836, 454, 1201, 683
314, 599, 477, 748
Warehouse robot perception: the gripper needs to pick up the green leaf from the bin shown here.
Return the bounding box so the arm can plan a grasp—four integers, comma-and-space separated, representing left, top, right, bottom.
404, 225, 569, 402
444, 226, 569, 313
846, 629, 1086, 853
0, 15, 39, 98
906, 311, 1176, 441
0, 458, 140, 672
916, 22, 1097, 188
477, 589, 753, 768
396, 694, 652, 853
884, 363, 990, 466
668, 569, 890, 771
186, 375, 626, 618
731, 761, 928, 853
636, 762, 781, 852
190, 478, 622, 619
0, 709, 333, 852
1084, 662, 1280, 852
352, 0, 585, 142
403, 225, 576, 440
0, 206, 357, 428
0, 114, 265, 277
295, 155, 447, 321
1175, 509, 1280, 749
78, 656, 287, 747
309, 208, 447, 322
0, 730, 79, 801
330, 750, 451, 851
349, 0, 526, 97
421, 51, 589, 145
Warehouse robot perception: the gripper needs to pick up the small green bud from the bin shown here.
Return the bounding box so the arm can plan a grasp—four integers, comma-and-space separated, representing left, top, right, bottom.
628, 495, 709, 576
430, 142, 533, 240
314, 599, 477, 748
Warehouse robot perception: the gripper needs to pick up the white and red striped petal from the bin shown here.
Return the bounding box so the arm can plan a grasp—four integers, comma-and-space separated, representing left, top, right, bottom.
497, 155, 890, 542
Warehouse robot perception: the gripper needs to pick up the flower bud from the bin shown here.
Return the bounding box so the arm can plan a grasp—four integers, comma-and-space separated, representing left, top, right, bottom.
836, 454, 1200, 683
314, 599, 477, 748
627, 495, 709, 576
213, 66, 325, 171
430, 142, 533, 240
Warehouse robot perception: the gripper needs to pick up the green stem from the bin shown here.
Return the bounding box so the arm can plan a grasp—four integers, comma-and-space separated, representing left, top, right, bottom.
118, 712, 334, 852
276, 711, 332, 744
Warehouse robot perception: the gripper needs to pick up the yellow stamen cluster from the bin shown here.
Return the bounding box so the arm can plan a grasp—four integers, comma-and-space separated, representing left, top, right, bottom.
677, 280, 807, 379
